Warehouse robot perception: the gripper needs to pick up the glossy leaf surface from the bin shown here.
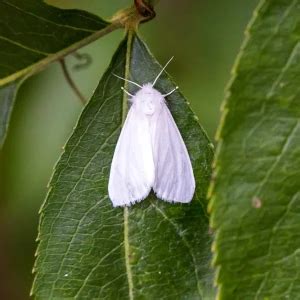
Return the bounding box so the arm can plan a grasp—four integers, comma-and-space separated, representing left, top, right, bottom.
210, 0, 300, 298
0, 0, 110, 147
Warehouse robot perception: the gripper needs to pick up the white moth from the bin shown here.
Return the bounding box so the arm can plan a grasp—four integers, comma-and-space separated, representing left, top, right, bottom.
108, 58, 195, 207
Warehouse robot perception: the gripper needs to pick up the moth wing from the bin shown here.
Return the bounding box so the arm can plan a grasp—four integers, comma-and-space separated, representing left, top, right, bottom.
108, 105, 155, 207
152, 103, 195, 203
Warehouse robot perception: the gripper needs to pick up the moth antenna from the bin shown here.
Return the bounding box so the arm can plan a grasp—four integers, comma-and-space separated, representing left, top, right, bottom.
152, 56, 174, 87
163, 86, 178, 97
113, 73, 142, 88
121, 86, 134, 97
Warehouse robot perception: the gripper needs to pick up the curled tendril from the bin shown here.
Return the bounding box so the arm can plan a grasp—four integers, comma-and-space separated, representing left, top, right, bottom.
72, 52, 92, 71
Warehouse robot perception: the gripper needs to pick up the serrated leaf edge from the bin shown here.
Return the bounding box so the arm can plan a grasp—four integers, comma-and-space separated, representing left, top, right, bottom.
207, 0, 267, 299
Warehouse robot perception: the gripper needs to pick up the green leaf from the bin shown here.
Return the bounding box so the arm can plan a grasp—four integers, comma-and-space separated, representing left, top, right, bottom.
32, 32, 214, 299
0, 0, 111, 86
0, 82, 19, 147
0, 0, 113, 147
209, 0, 300, 298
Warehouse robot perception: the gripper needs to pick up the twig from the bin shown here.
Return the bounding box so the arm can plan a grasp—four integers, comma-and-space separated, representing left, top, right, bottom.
59, 59, 87, 105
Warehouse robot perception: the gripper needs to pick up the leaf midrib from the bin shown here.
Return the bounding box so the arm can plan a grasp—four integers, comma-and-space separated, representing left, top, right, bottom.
123, 30, 134, 300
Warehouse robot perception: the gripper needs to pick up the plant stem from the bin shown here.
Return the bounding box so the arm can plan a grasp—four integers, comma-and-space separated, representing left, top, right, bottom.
0, 1, 159, 87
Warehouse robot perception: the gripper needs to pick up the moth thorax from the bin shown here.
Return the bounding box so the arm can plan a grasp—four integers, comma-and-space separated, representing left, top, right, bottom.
135, 84, 163, 116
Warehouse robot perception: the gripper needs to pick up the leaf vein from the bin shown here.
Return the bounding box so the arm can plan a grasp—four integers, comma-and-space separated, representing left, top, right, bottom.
2, 0, 99, 33
254, 120, 299, 197
151, 202, 203, 298
0, 35, 49, 55
75, 244, 123, 298
267, 41, 300, 98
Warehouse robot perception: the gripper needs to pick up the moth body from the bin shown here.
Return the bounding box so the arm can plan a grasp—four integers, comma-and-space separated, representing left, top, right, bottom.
109, 59, 196, 207
133, 83, 164, 116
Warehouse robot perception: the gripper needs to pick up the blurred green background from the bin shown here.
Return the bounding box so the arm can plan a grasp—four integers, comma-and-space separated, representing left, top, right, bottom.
0, 0, 257, 298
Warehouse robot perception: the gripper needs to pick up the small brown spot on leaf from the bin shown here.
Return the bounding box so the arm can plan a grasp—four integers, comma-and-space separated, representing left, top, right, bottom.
252, 196, 262, 208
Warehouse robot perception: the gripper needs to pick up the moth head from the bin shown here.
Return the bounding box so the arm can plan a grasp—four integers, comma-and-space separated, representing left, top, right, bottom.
134, 83, 164, 116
